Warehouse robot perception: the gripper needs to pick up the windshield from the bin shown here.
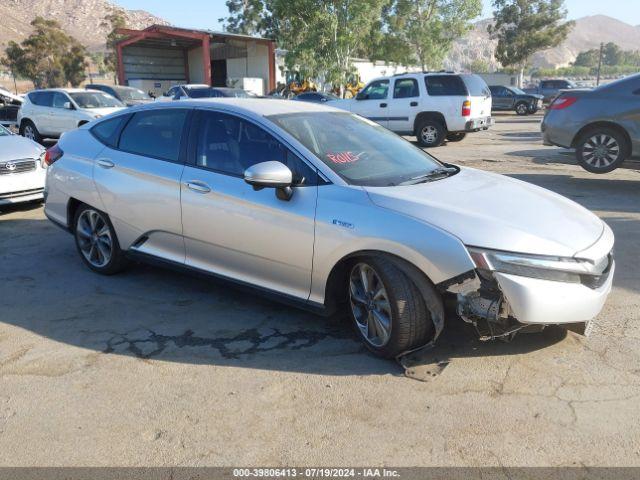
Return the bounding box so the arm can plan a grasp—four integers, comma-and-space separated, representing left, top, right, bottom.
511, 87, 526, 95
69, 92, 123, 109
268, 112, 445, 187
115, 87, 149, 101
221, 89, 254, 98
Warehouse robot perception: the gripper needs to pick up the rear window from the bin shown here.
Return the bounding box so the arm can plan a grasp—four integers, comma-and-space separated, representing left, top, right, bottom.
91, 115, 128, 148
28, 91, 54, 107
119, 109, 188, 162
461, 74, 490, 97
424, 75, 467, 96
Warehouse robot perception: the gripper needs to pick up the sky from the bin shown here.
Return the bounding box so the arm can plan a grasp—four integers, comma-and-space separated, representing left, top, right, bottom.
112, 0, 640, 31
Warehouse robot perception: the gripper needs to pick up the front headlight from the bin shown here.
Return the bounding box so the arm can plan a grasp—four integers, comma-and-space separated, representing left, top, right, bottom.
39, 151, 46, 169
468, 247, 610, 283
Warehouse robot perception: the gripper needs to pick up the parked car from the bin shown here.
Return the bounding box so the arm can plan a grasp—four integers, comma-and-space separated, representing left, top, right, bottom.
542, 74, 640, 174
155, 84, 209, 102
523, 79, 577, 104
488, 85, 543, 115
43, 99, 614, 358
0, 87, 23, 127
292, 92, 340, 103
172, 86, 255, 100
18, 89, 125, 143
85, 84, 153, 106
0, 124, 46, 205
329, 72, 493, 147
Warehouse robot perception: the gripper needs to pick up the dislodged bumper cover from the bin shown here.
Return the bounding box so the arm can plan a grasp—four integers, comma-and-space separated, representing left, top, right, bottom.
494, 261, 615, 325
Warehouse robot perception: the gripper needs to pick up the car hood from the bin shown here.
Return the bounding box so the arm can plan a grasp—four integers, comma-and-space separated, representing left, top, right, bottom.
526, 93, 544, 100
0, 135, 44, 162
364, 167, 604, 258
80, 107, 125, 117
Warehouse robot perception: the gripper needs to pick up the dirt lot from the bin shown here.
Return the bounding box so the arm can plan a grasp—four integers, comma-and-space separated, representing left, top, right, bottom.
1, 113, 639, 467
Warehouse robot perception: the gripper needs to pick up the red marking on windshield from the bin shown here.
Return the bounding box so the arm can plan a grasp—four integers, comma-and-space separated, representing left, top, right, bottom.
326, 151, 364, 164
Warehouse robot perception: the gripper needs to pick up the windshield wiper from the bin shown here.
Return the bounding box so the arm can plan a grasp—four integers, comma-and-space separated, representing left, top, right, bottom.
400, 167, 457, 185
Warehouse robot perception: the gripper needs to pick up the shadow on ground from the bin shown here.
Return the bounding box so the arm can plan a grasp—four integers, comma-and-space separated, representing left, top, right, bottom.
1, 214, 571, 376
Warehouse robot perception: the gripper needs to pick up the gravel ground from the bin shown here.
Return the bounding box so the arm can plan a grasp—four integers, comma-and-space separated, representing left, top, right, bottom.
0, 112, 639, 467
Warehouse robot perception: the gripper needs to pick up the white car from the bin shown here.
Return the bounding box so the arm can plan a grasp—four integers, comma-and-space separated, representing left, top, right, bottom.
330, 72, 494, 147
17, 88, 125, 143
0, 124, 46, 205
43, 99, 613, 357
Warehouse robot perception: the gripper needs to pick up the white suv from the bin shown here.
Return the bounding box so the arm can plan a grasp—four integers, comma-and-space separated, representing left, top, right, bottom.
18, 88, 125, 143
331, 72, 494, 147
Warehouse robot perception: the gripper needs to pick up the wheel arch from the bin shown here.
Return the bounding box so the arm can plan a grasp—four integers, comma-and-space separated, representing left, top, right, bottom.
571, 121, 631, 154
323, 249, 446, 340
413, 111, 448, 135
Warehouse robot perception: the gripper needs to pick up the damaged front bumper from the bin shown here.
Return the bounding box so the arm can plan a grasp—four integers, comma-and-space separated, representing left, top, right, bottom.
441, 258, 614, 341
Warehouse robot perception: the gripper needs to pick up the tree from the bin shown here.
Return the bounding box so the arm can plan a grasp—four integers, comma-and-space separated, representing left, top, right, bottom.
602, 42, 622, 66
488, 0, 574, 86
1, 17, 87, 88
101, 11, 127, 82
220, 0, 275, 36
573, 48, 599, 68
466, 58, 490, 73
272, 0, 387, 94
378, 0, 482, 70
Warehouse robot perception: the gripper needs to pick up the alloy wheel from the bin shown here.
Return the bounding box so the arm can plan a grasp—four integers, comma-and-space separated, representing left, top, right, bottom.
582, 134, 620, 169
420, 125, 438, 145
516, 103, 528, 115
349, 263, 392, 347
24, 125, 36, 140
76, 209, 113, 268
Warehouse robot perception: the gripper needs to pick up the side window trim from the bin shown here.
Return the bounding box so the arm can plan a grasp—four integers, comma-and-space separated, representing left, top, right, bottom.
189, 107, 327, 186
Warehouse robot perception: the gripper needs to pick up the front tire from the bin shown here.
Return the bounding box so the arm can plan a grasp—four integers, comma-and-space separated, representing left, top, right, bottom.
348, 258, 432, 358
515, 102, 529, 116
416, 119, 446, 148
20, 120, 42, 144
73, 205, 128, 275
575, 128, 629, 174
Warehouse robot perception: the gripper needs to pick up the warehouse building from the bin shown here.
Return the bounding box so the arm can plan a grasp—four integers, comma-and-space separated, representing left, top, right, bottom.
115, 25, 276, 96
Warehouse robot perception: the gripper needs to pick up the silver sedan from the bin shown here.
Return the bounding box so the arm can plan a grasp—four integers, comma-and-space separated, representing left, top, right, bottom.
42, 99, 614, 358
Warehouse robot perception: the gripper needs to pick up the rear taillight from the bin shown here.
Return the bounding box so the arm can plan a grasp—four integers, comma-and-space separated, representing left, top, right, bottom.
462, 100, 471, 117
548, 96, 577, 110
43, 144, 63, 167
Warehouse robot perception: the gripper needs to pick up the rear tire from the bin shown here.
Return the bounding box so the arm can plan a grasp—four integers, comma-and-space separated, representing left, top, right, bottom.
347, 257, 433, 358
20, 120, 42, 144
73, 204, 128, 275
515, 102, 529, 116
575, 127, 629, 174
446, 132, 466, 143
416, 119, 446, 148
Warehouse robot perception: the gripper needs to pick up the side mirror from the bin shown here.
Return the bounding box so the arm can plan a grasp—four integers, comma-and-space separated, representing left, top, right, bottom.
355, 92, 367, 100
244, 161, 294, 201
63, 101, 73, 110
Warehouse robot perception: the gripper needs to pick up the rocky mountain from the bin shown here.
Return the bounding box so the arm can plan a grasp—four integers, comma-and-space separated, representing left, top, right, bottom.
0, 0, 169, 51
446, 14, 640, 71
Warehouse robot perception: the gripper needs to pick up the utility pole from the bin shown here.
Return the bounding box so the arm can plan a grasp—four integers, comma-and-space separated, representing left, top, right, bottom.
596, 42, 603, 87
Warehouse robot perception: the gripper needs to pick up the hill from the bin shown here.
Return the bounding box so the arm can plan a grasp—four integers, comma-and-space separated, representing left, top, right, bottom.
446, 14, 640, 71
0, 0, 169, 51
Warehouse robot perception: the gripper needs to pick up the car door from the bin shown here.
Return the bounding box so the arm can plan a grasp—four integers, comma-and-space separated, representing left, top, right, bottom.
180, 109, 319, 300
350, 79, 389, 128
92, 108, 189, 263
30, 91, 55, 135
388, 77, 420, 133
50, 92, 79, 135
493, 87, 514, 110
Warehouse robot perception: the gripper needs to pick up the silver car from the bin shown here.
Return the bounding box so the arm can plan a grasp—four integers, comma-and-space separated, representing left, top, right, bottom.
542, 74, 640, 173
43, 99, 615, 358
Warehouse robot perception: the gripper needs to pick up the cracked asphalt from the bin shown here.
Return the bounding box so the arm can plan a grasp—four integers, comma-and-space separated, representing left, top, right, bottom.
0, 113, 639, 467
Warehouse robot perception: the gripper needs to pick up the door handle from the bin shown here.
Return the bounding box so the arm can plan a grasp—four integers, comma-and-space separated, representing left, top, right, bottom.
186, 180, 211, 194
380, 103, 387, 108
96, 158, 115, 169
410, 101, 418, 107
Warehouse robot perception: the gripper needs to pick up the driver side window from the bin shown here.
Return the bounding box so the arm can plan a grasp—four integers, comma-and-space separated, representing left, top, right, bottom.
360, 80, 389, 100
52, 92, 70, 108
195, 111, 318, 186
